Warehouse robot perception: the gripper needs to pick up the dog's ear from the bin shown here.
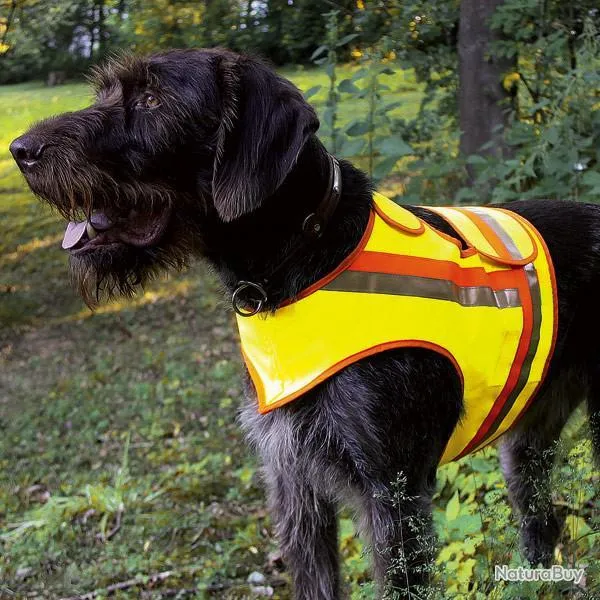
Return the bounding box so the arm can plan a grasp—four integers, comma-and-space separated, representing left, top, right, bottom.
212, 56, 319, 222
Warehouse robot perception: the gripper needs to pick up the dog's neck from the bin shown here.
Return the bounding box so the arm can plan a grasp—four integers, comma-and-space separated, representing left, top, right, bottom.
205, 136, 373, 311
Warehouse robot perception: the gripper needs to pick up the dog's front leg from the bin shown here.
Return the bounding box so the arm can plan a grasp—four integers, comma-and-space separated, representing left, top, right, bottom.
265, 466, 341, 599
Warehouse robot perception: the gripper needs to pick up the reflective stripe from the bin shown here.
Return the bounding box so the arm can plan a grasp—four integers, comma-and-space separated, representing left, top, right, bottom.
459, 208, 514, 261
456, 212, 543, 457
430, 205, 537, 266
323, 271, 521, 309
467, 207, 524, 261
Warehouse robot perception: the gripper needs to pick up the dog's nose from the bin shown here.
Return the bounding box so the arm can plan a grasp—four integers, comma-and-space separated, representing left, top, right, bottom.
9, 135, 47, 170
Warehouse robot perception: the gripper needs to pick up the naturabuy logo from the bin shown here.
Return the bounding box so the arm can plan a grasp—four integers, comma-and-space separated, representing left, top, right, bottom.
494, 565, 586, 585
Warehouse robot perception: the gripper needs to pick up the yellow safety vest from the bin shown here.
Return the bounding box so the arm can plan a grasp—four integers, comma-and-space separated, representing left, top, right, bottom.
236, 193, 557, 463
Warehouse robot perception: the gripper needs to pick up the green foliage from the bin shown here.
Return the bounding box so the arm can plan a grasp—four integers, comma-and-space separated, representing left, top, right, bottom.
277, 0, 355, 66
310, 11, 416, 184
2, 1, 89, 83
2, 435, 129, 546
0, 0, 132, 84
427, 426, 599, 599
0, 0, 362, 83
321, 1, 600, 206
341, 58, 414, 181
124, 0, 206, 54
463, 9, 600, 204
311, 10, 344, 155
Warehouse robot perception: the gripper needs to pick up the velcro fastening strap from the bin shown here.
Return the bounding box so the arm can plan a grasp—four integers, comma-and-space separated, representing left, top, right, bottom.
373, 192, 425, 235
427, 206, 537, 266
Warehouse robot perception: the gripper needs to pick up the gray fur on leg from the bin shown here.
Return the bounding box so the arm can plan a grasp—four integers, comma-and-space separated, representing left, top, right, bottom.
264, 466, 341, 599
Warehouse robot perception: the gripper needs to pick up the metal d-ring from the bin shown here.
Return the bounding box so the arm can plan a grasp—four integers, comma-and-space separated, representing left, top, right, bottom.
232, 281, 268, 317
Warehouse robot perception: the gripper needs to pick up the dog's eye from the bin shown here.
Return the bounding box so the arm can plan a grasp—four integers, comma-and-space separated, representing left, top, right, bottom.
136, 93, 160, 110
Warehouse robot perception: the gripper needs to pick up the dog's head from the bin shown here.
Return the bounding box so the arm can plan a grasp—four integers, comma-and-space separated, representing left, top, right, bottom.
10, 49, 319, 304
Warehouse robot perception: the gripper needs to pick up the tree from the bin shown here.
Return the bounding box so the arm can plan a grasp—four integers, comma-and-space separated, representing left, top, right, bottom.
282, 0, 356, 64
0, 0, 19, 56
458, 0, 516, 183
203, 0, 238, 50
125, 0, 205, 53
0, 0, 127, 83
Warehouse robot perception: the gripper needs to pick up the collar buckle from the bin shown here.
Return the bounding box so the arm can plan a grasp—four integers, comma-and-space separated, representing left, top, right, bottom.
302, 213, 325, 239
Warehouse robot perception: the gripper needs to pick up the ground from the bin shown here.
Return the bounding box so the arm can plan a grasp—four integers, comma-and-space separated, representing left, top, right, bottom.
0, 68, 598, 600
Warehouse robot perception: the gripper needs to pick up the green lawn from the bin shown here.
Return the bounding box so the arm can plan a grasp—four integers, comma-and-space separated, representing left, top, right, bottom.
1, 69, 598, 600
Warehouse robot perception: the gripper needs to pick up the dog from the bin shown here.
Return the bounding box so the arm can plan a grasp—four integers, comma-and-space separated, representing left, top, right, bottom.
10, 49, 600, 598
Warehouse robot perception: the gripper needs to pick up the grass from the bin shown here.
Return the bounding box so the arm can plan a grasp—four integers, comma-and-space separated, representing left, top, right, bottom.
0, 67, 598, 600
0, 80, 277, 599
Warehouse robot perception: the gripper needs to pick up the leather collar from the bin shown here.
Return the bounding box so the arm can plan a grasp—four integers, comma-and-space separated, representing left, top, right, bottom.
232, 154, 342, 316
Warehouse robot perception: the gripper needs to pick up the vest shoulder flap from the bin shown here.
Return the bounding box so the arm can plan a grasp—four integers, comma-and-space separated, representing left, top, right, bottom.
235, 194, 558, 463
426, 205, 538, 266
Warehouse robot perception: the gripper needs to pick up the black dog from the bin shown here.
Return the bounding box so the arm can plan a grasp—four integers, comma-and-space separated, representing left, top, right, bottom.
10, 49, 600, 598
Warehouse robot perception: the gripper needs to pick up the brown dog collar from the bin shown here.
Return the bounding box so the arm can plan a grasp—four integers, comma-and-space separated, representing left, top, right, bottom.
232, 154, 342, 316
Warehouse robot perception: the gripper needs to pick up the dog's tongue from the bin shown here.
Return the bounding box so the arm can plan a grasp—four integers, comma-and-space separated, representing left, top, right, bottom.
62, 212, 113, 250
62, 221, 87, 249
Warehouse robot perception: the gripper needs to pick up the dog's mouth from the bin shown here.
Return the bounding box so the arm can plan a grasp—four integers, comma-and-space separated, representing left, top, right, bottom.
62, 208, 172, 254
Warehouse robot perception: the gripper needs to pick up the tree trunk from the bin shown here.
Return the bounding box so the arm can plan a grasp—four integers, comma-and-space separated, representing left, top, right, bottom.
458, 0, 516, 184
96, 0, 105, 57
245, 0, 253, 29
89, 7, 96, 56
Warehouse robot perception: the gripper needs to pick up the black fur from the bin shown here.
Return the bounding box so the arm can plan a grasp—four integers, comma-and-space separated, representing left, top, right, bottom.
10, 49, 600, 598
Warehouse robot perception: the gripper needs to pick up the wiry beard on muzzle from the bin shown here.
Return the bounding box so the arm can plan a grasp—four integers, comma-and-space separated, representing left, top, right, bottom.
69, 241, 191, 308
70, 245, 154, 307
